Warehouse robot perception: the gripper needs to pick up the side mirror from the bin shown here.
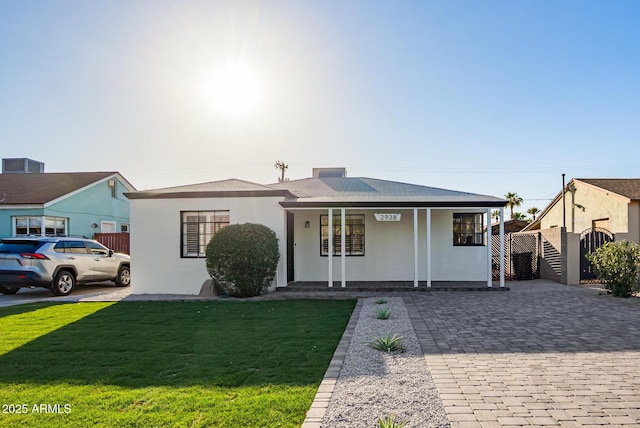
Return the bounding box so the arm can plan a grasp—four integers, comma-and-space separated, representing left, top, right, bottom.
108, 249, 114, 257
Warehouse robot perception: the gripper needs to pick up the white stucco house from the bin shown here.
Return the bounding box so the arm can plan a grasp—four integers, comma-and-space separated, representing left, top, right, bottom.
126, 168, 507, 294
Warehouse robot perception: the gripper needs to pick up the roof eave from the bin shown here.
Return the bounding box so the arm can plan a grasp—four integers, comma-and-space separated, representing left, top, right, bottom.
280, 200, 508, 208
126, 190, 295, 200
0, 204, 44, 209
574, 179, 631, 203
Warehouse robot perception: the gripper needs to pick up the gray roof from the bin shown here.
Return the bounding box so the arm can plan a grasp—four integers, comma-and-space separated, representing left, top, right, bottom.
577, 178, 640, 200
126, 175, 506, 207
0, 172, 133, 205
272, 177, 506, 208
126, 179, 294, 200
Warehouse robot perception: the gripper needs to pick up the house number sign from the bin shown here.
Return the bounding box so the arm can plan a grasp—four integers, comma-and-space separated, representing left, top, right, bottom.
374, 213, 401, 222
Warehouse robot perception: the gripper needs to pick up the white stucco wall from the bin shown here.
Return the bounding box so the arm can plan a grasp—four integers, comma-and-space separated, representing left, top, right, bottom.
291, 208, 490, 282
430, 209, 489, 281
131, 198, 495, 293
129, 196, 286, 294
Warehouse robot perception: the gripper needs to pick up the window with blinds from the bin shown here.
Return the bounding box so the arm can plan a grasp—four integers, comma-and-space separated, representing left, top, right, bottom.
14, 216, 67, 237
320, 214, 365, 256
453, 213, 484, 246
181, 211, 230, 258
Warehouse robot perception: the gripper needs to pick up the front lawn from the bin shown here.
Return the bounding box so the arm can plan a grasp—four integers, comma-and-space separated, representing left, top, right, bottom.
0, 299, 355, 427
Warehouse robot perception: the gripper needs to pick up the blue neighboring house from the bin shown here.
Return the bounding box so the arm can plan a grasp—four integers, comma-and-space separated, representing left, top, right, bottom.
0, 158, 136, 239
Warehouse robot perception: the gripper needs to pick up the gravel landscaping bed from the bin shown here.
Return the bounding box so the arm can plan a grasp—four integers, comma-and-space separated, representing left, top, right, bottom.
321, 297, 449, 428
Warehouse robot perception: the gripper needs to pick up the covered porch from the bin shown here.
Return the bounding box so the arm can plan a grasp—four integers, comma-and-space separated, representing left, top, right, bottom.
283, 206, 506, 288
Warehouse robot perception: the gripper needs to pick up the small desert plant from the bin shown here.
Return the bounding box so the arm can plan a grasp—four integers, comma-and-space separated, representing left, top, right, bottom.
378, 414, 407, 428
586, 240, 640, 297
376, 306, 391, 320
374, 298, 387, 304
369, 334, 404, 352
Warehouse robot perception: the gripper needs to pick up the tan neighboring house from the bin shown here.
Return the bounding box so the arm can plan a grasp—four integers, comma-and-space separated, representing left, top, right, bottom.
525, 178, 640, 241
523, 178, 640, 284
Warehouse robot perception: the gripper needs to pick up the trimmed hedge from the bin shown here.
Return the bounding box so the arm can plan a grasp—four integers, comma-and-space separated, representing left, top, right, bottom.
205, 223, 280, 297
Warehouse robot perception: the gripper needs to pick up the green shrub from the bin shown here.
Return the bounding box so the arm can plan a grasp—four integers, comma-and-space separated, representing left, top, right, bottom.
376, 306, 391, 320
586, 240, 640, 298
374, 298, 388, 304
205, 223, 280, 297
369, 334, 404, 353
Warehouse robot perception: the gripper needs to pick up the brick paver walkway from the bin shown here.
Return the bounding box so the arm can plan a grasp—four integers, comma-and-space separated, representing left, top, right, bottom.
405, 280, 640, 427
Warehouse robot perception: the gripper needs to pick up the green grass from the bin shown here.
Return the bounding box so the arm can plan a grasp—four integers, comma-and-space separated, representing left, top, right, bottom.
0, 299, 355, 427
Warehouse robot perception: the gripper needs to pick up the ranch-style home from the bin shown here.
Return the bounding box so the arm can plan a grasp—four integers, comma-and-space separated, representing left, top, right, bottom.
126, 168, 507, 295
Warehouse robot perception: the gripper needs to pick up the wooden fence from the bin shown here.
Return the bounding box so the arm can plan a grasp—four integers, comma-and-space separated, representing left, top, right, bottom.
94, 232, 130, 255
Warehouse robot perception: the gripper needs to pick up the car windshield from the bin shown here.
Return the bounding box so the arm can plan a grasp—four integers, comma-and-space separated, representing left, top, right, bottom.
0, 240, 45, 254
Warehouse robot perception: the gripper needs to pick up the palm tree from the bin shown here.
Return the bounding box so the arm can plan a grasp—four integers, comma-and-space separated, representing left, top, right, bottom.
504, 192, 523, 220
513, 212, 528, 221
527, 207, 540, 221
491, 210, 500, 224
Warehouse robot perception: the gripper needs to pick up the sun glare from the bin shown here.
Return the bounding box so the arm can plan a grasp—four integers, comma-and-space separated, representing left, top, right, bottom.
203, 62, 264, 119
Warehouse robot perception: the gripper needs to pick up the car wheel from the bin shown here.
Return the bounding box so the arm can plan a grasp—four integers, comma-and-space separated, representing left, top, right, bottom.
115, 266, 130, 287
0, 286, 19, 295
51, 271, 75, 296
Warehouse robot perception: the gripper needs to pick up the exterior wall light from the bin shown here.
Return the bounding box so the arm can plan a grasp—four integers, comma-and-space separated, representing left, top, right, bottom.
304, 221, 310, 228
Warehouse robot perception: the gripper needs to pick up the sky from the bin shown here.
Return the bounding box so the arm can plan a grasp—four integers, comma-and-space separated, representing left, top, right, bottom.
1, 0, 639, 217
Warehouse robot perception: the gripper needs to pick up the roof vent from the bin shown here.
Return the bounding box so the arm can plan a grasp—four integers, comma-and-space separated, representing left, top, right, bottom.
2, 158, 45, 174
313, 167, 347, 178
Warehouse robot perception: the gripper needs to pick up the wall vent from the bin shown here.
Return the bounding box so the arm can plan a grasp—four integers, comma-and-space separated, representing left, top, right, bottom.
2, 158, 45, 174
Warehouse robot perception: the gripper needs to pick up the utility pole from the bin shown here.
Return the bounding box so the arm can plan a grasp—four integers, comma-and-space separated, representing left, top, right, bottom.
562, 173, 566, 229
274, 160, 288, 182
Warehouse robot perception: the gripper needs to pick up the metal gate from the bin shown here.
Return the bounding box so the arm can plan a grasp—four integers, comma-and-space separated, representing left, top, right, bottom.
580, 227, 614, 282
492, 232, 539, 280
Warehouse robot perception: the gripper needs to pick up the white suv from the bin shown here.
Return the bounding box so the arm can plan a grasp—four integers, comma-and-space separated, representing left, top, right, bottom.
0, 237, 130, 296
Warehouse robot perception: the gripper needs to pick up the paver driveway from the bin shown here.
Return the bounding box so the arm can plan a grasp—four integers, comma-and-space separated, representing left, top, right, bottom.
405, 280, 640, 427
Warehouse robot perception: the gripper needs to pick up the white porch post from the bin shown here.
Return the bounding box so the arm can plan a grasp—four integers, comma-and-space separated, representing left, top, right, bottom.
500, 207, 505, 287
413, 208, 419, 288
341, 208, 346, 288
328, 208, 333, 287
426, 208, 432, 288
487, 208, 493, 287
